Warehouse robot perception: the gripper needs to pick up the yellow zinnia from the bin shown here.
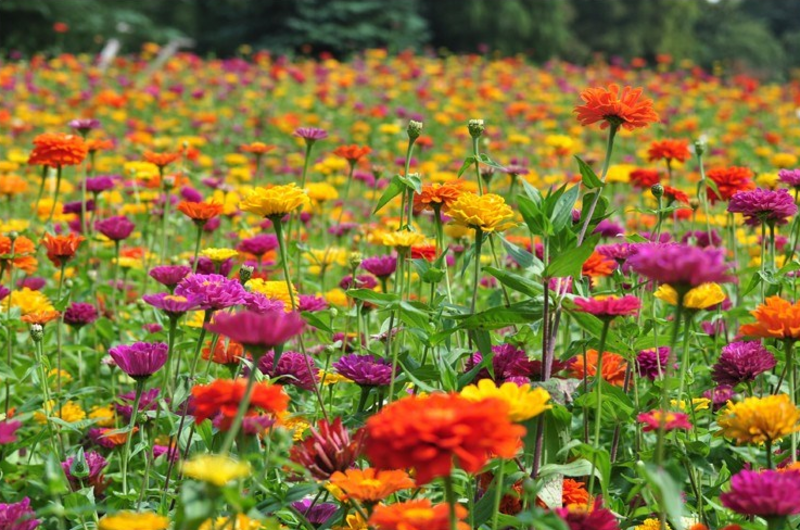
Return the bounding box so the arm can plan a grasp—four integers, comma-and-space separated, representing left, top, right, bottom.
717, 394, 800, 445
200, 248, 239, 262
380, 230, 426, 249
246, 278, 296, 310
655, 283, 725, 310
98, 512, 169, 530
199, 514, 264, 530
4, 287, 54, 315
447, 192, 515, 233
239, 184, 309, 218
182, 454, 251, 486
460, 378, 551, 422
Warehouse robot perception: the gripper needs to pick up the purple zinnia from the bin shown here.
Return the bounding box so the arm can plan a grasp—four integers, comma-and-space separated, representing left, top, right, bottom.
333, 354, 394, 387
108, 341, 168, 379
0, 420, 22, 444
779, 168, 800, 188
627, 243, 735, 288
0, 286, 10, 303
720, 469, 800, 516
259, 350, 319, 390
149, 265, 191, 290
635, 347, 673, 381
298, 294, 328, 312
0, 498, 40, 530
17, 277, 45, 291
712, 340, 776, 387
142, 292, 201, 318
237, 234, 278, 257
205, 310, 305, 355
290, 499, 337, 526
68, 118, 100, 134
193, 256, 234, 277
728, 188, 798, 226
116, 388, 161, 422
681, 229, 722, 248
95, 215, 135, 241
293, 127, 328, 144
703, 384, 735, 410
84, 175, 116, 194
63, 302, 98, 329
174, 273, 246, 311
592, 219, 624, 238
62, 199, 95, 215
464, 343, 535, 385
361, 255, 397, 278
328, 222, 360, 237
339, 274, 378, 290
61, 451, 108, 489
555, 497, 619, 530
596, 242, 637, 265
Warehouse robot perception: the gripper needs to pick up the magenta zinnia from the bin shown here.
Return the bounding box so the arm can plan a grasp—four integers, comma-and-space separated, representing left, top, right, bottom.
204, 310, 305, 355
720, 469, 800, 516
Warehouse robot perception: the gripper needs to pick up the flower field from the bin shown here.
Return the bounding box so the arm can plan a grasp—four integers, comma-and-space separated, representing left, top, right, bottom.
2, 48, 800, 530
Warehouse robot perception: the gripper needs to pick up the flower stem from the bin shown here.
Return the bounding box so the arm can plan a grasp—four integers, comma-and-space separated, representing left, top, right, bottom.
470, 229, 484, 315
43, 165, 63, 229
191, 224, 203, 273
588, 318, 611, 495
472, 137, 484, 196
786, 339, 797, 463
120, 379, 145, 495
657, 292, 685, 467
491, 463, 505, 530
443, 475, 459, 530
219, 362, 258, 454
577, 124, 618, 246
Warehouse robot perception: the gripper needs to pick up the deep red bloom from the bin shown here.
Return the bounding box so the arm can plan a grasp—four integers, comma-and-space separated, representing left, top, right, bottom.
289, 417, 365, 480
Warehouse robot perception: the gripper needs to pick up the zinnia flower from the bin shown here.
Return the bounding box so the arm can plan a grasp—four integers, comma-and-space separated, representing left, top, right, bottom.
712, 341, 776, 387
728, 188, 797, 226
361, 255, 397, 278
42, 233, 84, 267
294, 127, 328, 144
0, 498, 40, 530
555, 497, 619, 530
413, 181, 464, 213
706, 166, 756, 203
205, 310, 305, 355
460, 379, 551, 422
191, 378, 288, 431
289, 417, 365, 480
97, 512, 168, 530
63, 302, 98, 329
329, 468, 414, 503
181, 454, 251, 486
369, 499, 469, 530
636, 347, 672, 380
333, 145, 371, 164
148, 265, 191, 290
95, 216, 135, 241
647, 139, 691, 163
628, 243, 735, 289
447, 192, 515, 233
258, 350, 319, 390
333, 354, 394, 387
28, 133, 88, 167
629, 168, 661, 189
239, 184, 309, 218
0, 235, 37, 274
176, 201, 224, 224
364, 393, 524, 484
142, 151, 180, 168
739, 296, 800, 340
108, 342, 168, 380
573, 295, 641, 319
654, 283, 726, 309
174, 273, 246, 311
142, 293, 201, 319
720, 469, 800, 516
569, 350, 627, 386
0, 420, 22, 444
717, 394, 800, 445
637, 410, 692, 432
574, 84, 659, 130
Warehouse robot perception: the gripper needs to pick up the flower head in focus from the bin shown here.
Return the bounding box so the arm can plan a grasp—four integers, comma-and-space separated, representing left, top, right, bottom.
717, 394, 800, 445
574, 84, 659, 130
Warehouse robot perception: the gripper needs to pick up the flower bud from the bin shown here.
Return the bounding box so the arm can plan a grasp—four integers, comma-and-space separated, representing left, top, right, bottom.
30, 324, 43, 342
70, 448, 90, 479
163, 175, 175, 190
693, 138, 706, 156
468, 119, 485, 139
651, 184, 664, 199
407, 120, 423, 140
348, 252, 363, 270
8, 231, 18, 242
239, 265, 254, 285
689, 198, 700, 211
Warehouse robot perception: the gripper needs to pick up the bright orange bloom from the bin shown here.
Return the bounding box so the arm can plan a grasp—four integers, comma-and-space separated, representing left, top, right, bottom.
582, 251, 616, 278
364, 393, 525, 485
706, 166, 755, 203
143, 151, 181, 168
240, 142, 276, 155
176, 201, 224, 223
369, 499, 469, 530
333, 145, 371, 163
662, 185, 689, 204
569, 350, 627, 387
413, 181, 464, 213
629, 168, 660, 189
0, 235, 38, 275
647, 139, 691, 163
42, 233, 85, 267
191, 378, 289, 430
21, 311, 61, 325
562, 478, 591, 507
329, 468, 414, 503
739, 296, 800, 341
202, 339, 244, 366
0, 175, 29, 196
97, 426, 138, 446
574, 84, 659, 130
86, 138, 114, 153
480, 472, 523, 514
28, 133, 88, 167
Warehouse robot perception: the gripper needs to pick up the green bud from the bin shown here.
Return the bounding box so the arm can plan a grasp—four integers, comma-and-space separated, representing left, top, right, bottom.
239, 265, 254, 285
407, 120, 423, 140
651, 184, 664, 198
349, 252, 363, 270
30, 324, 43, 342
467, 119, 485, 138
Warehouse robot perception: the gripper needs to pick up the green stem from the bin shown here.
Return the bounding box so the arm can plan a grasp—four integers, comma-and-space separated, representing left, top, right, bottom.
787, 340, 797, 463
470, 230, 484, 315
191, 224, 203, 273
657, 292, 686, 468
219, 362, 258, 454
491, 463, 505, 530
577, 124, 618, 245
163, 318, 178, 401
472, 137, 484, 196
588, 318, 611, 495
120, 379, 145, 494
43, 165, 63, 229
443, 475, 459, 530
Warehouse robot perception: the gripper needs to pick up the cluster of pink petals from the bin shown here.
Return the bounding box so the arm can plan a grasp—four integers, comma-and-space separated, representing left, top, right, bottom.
573, 295, 641, 318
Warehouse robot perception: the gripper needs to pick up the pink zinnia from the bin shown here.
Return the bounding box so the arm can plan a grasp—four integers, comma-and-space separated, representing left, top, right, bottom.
205, 310, 305, 356
720, 469, 800, 516
727, 188, 797, 226
627, 243, 735, 288
573, 295, 641, 319
108, 341, 168, 379
0, 420, 22, 444
637, 410, 692, 432
555, 497, 619, 530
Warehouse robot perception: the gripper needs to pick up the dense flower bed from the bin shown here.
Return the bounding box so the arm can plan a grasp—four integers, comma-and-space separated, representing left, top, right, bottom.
1, 47, 800, 530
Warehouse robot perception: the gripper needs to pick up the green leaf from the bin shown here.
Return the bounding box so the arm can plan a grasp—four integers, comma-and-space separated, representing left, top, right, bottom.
397, 172, 422, 193
302, 311, 333, 333
477, 153, 506, 170
498, 234, 535, 269
575, 156, 604, 189
518, 195, 546, 235
636, 462, 685, 530
544, 235, 600, 278
550, 184, 580, 234
456, 155, 477, 177
452, 300, 543, 330
347, 289, 398, 305
567, 310, 629, 353
484, 266, 542, 298
373, 175, 406, 214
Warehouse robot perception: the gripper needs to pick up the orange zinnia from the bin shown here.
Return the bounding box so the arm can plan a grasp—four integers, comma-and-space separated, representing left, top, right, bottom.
562, 478, 591, 508
647, 139, 691, 164
202, 339, 244, 366
28, 133, 88, 167
176, 201, 224, 224
662, 185, 689, 204
333, 145, 371, 163
706, 166, 755, 204
413, 181, 464, 213
21, 311, 61, 325
329, 468, 414, 503
0, 235, 38, 275
582, 251, 616, 278
739, 296, 800, 341
240, 142, 276, 155
574, 84, 659, 131
143, 150, 181, 168
364, 393, 524, 485
369, 499, 469, 530
42, 233, 85, 267
191, 379, 289, 430
569, 349, 627, 387
86, 138, 114, 153
0, 175, 28, 196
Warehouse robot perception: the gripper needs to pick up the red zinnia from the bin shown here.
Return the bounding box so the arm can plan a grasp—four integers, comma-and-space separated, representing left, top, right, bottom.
574, 84, 659, 131
629, 168, 660, 189
42, 233, 85, 267
706, 166, 756, 203
176, 201, 224, 224
28, 133, 88, 167
191, 379, 288, 430
647, 139, 691, 163
637, 409, 693, 432
364, 393, 524, 485
662, 185, 689, 204
333, 145, 371, 164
